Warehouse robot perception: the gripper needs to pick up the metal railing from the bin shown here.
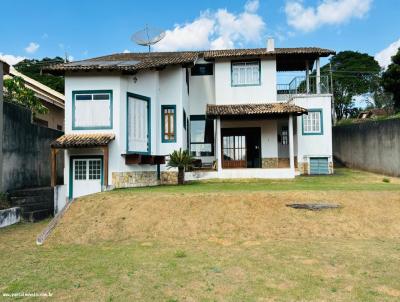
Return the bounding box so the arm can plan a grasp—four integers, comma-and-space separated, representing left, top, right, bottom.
277, 75, 330, 100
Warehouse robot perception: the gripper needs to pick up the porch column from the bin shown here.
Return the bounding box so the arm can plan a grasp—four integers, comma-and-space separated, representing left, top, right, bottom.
316, 57, 321, 94
103, 146, 109, 187
216, 117, 222, 172
51, 148, 58, 187
305, 60, 310, 94
288, 114, 295, 172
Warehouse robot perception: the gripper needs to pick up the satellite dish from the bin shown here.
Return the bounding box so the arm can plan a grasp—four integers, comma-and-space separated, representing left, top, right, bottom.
131, 25, 166, 52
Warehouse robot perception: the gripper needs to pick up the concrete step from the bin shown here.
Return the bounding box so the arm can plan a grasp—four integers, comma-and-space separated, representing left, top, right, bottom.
10, 196, 52, 206
8, 187, 53, 198
23, 209, 51, 222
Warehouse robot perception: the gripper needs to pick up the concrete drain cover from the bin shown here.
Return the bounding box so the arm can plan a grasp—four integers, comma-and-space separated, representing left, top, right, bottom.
286, 203, 340, 211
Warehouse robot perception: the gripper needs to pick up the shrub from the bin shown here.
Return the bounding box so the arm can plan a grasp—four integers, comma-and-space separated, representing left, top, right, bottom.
167, 149, 194, 185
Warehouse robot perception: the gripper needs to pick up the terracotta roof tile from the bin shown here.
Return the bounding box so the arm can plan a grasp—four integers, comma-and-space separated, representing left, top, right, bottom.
203, 47, 335, 59
44, 47, 335, 73
206, 103, 307, 117
51, 133, 115, 148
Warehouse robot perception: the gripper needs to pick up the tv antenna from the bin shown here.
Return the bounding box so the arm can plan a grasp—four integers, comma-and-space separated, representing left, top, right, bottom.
131, 25, 166, 52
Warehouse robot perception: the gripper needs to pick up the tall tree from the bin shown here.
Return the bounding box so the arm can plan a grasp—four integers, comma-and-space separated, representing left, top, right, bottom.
321, 51, 381, 120
14, 57, 65, 93
3, 76, 49, 115
381, 48, 400, 112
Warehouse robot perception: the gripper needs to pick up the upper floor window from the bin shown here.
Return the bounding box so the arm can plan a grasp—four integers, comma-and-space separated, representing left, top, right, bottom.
191, 64, 213, 76
231, 61, 260, 86
72, 90, 112, 130
302, 109, 323, 135
127, 93, 150, 154
162, 105, 176, 143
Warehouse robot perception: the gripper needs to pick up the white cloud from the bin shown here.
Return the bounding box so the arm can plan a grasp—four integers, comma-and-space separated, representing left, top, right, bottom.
67, 55, 74, 62
285, 0, 372, 32
244, 0, 259, 13
375, 38, 400, 68
123, 49, 131, 53
0, 53, 26, 66
154, 0, 265, 51
25, 42, 40, 54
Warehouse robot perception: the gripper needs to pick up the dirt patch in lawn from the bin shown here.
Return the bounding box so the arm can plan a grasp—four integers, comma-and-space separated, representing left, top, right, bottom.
48, 190, 400, 245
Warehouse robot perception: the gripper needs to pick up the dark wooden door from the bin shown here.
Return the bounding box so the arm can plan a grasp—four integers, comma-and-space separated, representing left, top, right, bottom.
221, 127, 261, 169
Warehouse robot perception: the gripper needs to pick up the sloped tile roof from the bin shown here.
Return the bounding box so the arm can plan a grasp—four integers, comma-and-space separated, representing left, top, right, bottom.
51, 133, 115, 148
206, 103, 307, 117
203, 47, 335, 59
44, 47, 335, 73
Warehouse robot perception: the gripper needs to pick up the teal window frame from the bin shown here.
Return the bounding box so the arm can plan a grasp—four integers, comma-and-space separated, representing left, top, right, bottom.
302, 108, 323, 135
69, 155, 103, 199
161, 105, 177, 143
72, 90, 113, 130
189, 115, 214, 156
231, 60, 261, 87
126, 92, 151, 155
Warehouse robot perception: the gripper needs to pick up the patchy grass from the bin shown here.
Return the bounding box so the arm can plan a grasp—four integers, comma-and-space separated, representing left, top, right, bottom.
1, 168, 400, 301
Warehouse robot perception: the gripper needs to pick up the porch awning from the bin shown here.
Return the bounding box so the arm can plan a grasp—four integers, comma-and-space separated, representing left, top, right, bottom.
206, 103, 307, 118
51, 133, 115, 149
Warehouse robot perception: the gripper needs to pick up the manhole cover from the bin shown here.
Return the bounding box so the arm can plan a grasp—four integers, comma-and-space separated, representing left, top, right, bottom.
286, 203, 341, 211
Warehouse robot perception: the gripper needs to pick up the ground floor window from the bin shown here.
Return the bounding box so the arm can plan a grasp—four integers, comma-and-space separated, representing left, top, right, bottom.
223, 135, 246, 161
190, 115, 214, 156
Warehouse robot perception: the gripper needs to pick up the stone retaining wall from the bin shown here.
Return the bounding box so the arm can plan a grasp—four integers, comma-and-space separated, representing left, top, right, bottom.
112, 171, 179, 188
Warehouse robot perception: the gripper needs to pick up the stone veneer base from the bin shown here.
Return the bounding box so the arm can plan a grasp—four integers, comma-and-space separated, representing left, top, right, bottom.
112, 171, 179, 188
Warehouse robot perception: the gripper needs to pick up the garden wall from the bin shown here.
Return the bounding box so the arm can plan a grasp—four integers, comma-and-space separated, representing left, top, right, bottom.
2, 101, 64, 192
333, 119, 400, 177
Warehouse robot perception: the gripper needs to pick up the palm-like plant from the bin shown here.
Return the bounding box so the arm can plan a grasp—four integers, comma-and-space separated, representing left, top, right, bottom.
167, 149, 194, 185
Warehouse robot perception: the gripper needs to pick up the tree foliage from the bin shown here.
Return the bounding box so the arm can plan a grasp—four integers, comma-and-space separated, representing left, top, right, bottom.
3, 76, 49, 115
381, 48, 400, 112
14, 57, 65, 93
321, 51, 381, 120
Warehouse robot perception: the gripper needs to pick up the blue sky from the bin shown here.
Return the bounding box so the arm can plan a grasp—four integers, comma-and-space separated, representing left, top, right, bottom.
0, 0, 399, 68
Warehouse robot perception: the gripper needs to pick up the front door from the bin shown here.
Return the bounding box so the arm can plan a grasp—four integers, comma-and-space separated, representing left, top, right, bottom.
71, 157, 103, 198
221, 128, 261, 168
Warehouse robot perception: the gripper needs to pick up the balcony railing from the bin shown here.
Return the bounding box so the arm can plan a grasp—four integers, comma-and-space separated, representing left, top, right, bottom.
277, 75, 331, 101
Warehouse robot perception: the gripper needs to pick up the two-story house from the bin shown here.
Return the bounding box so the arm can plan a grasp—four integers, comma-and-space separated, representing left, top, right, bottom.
48, 39, 335, 201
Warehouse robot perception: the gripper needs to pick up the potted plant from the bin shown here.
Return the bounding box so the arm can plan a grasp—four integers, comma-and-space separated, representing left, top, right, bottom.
167, 149, 194, 185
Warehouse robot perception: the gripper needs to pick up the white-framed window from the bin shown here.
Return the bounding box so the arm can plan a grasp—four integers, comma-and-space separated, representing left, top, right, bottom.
302, 109, 323, 135
127, 93, 150, 154
73, 90, 112, 129
231, 61, 260, 86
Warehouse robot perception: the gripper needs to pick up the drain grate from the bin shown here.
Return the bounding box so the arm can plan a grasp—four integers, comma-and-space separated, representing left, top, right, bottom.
286, 203, 341, 211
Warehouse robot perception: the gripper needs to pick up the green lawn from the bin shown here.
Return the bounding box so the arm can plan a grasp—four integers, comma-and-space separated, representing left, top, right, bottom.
1, 168, 400, 301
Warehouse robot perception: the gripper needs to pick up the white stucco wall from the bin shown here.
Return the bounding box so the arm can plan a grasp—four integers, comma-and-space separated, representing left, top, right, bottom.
214, 58, 277, 105
293, 95, 333, 164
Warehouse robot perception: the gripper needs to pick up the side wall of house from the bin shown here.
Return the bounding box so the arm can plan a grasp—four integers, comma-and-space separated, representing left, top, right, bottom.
293, 95, 333, 174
